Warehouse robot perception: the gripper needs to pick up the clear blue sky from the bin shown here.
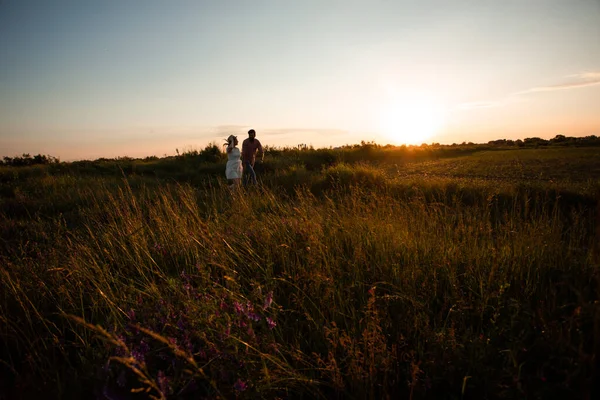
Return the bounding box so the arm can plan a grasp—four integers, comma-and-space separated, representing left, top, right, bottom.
1, 0, 599, 160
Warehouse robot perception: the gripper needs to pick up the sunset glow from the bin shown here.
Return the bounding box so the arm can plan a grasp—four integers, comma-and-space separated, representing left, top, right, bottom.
379, 94, 447, 145
0, 0, 598, 160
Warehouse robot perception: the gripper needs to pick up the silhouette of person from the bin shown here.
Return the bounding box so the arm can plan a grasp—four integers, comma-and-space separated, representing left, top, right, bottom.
224, 135, 242, 189
241, 129, 263, 185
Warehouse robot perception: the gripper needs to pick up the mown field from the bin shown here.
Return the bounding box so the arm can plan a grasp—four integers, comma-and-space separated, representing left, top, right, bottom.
1, 144, 599, 399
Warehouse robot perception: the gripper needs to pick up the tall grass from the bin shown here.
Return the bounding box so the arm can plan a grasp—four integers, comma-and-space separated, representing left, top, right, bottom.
1, 147, 599, 398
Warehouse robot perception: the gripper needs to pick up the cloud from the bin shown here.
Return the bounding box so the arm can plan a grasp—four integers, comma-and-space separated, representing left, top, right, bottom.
575, 72, 600, 80
214, 125, 250, 136
457, 70, 600, 112
261, 128, 348, 137
517, 71, 600, 95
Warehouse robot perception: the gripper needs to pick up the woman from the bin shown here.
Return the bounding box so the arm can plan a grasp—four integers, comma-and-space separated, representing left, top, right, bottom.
224, 135, 243, 188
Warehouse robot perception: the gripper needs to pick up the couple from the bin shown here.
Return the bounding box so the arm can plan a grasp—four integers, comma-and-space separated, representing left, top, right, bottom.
225, 129, 264, 188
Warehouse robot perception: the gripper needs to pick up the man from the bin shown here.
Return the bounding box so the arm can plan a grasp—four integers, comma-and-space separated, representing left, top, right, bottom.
241, 128, 264, 185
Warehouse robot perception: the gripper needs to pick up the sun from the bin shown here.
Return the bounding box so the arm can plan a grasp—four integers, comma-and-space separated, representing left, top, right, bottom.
378, 94, 447, 145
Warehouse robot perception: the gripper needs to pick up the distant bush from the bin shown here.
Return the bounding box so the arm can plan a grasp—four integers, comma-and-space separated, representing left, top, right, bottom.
198, 143, 224, 163
1, 153, 59, 166
486, 135, 600, 148
176, 143, 226, 164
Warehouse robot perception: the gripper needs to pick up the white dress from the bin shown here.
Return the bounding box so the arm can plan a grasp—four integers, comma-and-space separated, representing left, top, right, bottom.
225, 147, 243, 179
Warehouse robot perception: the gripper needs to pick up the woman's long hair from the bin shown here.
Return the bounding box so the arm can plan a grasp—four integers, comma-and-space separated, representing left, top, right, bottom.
224, 135, 237, 148
223, 135, 236, 149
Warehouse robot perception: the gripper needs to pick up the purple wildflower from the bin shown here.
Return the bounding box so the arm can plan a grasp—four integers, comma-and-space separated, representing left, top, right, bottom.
266, 317, 276, 330
131, 348, 145, 364
133, 340, 150, 362
233, 379, 248, 392
248, 312, 261, 322
154, 243, 167, 255
157, 370, 170, 395
263, 291, 273, 309
180, 270, 190, 282
126, 309, 136, 321
233, 301, 244, 315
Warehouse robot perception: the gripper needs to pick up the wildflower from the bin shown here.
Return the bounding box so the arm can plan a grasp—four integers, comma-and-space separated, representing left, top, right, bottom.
154, 243, 167, 255
266, 317, 276, 330
134, 340, 150, 362
248, 312, 261, 322
127, 309, 136, 321
233, 379, 248, 392
267, 342, 279, 354
180, 270, 190, 282
263, 291, 273, 310
233, 301, 244, 315
157, 370, 171, 395
132, 348, 146, 364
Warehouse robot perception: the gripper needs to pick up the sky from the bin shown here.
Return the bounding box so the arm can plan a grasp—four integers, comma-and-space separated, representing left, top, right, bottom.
1, 0, 599, 161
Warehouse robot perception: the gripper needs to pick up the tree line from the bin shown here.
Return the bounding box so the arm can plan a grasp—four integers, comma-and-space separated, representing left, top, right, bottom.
2, 135, 599, 167
1, 153, 60, 166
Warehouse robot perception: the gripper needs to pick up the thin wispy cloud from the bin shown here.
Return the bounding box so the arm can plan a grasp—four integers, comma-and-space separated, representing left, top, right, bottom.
458, 70, 600, 111
262, 128, 348, 137
214, 125, 251, 136
517, 71, 600, 95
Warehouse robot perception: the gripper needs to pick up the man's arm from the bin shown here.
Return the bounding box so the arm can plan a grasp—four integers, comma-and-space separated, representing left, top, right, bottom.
257, 140, 264, 161
241, 139, 249, 160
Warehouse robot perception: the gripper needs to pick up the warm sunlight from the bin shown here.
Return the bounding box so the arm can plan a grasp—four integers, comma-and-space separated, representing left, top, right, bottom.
378, 94, 447, 145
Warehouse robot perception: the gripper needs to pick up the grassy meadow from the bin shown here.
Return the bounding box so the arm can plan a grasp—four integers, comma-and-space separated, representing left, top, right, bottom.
1, 143, 599, 399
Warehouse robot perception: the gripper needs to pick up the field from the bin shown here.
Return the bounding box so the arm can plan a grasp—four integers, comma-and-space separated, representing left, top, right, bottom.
1, 144, 599, 399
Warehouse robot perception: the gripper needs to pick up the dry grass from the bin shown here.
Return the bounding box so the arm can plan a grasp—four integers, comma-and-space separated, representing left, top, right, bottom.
1, 146, 599, 399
